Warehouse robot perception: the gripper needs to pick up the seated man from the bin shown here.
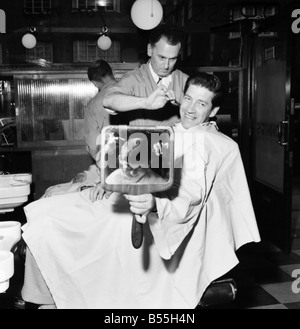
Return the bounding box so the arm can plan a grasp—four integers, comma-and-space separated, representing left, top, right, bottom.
20, 72, 260, 309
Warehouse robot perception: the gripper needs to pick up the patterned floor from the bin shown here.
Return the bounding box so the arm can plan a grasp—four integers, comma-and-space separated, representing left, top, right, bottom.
223, 235, 300, 309
214, 178, 300, 309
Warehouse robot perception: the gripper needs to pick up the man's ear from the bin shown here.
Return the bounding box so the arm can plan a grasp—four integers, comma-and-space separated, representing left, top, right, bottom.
147, 43, 152, 57
209, 107, 220, 118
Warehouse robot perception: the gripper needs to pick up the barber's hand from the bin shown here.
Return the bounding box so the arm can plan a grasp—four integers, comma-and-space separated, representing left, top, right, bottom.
89, 183, 112, 202
146, 86, 177, 110
124, 194, 156, 223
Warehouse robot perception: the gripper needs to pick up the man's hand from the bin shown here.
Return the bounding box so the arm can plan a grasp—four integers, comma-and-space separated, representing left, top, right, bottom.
146, 86, 177, 110
89, 183, 112, 202
124, 194, 156, 222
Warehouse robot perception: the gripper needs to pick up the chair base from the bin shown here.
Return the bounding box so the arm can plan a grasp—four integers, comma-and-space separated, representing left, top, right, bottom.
198, 278, 237, 308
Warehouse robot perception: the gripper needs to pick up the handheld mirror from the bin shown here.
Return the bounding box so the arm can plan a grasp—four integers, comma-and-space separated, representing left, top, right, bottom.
99, 125, 174, 248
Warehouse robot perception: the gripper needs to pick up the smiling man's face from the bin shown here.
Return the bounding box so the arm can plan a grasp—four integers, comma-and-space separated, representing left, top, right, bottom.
180, 84, 219, 129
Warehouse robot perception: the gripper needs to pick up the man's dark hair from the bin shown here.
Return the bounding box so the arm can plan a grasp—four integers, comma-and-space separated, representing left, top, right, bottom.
87, 59, 113, 82
149, 24, 184, 48
184, 72, 224, 108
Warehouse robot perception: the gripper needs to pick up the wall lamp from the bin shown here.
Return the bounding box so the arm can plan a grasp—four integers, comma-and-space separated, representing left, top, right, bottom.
97, 25, 112, 51
22, 27, 37, 49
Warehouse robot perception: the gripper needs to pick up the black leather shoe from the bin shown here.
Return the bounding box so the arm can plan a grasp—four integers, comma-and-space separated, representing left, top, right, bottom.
13, 297, 26, 309
11, 238, 27, 263
13, 296, 39, 309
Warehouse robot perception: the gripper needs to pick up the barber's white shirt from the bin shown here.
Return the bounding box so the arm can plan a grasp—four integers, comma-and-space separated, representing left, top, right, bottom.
149, 62, 172, 88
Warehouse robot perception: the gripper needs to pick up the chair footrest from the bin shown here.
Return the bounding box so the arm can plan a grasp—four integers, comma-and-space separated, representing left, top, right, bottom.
198, 278, 237, 307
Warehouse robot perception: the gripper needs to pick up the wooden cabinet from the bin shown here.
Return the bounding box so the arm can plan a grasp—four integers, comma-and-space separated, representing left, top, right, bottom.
0, 148, 31, 174
31, 147, 94, 199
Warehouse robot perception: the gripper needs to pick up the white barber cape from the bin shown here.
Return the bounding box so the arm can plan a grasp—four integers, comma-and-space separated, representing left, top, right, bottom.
22, 122, 260, 309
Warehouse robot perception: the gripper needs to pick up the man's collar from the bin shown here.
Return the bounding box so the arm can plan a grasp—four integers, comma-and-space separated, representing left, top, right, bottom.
149, 62, 160, 83
148, 62, 172, 87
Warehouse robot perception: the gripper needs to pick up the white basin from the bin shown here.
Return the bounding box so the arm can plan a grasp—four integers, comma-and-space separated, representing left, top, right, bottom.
0, 173, 32, 213
0, 221, 21, 251
0, 251, 14, 293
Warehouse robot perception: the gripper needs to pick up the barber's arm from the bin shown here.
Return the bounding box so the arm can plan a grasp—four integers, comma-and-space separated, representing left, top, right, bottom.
103, 84, 176, 113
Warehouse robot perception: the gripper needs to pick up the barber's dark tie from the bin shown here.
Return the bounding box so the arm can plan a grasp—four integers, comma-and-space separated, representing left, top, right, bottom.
157, 77, 162, 84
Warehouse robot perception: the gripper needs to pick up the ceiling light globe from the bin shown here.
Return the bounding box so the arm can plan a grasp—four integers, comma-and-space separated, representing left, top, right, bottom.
131, 0, 163, 30
22, 33, 37, 49
97, 35, 112, 50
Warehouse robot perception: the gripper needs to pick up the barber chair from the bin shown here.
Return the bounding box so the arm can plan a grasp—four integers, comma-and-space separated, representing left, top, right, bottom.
12, 238, 238, 309
197, 278, 237, 308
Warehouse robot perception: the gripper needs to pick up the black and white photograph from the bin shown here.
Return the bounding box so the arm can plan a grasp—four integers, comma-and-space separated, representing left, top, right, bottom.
0, 0, 300, 313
